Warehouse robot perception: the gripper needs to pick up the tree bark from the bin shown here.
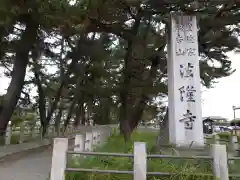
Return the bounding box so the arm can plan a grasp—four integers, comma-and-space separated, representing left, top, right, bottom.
129, 97, 146, 132
54, 106, 63, 135
94, 98, 111, 125
63, 98, 77, 131
0, 21, 38, 136
119, 10, 143, 141
158, 107, 169, 146
81, 105, 86, 125
33, 66, 46, 129
0, 24, 15, 60
42, 82, 64, 136
73, 101, 84, 127
42, 45, 79, 136
128, 55, 161, 132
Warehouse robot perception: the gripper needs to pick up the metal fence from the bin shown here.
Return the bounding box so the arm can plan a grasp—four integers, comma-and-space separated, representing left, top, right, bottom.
66, 145, 240, 180
50, 126, 113, 180
204, 134, 239, 152
50, 132, 240, 180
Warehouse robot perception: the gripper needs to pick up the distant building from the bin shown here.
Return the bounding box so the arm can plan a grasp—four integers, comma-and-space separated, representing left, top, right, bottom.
202, 116, 228, 122
202, 116, 229, 134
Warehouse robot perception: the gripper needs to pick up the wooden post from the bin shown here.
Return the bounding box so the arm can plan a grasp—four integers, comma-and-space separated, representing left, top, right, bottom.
70, 125, 74, 133
40, 126, 43, 140
31, 125, 36, 138
19, 123, 25, 143
66, 126, 70, 134
96, 130, 103, 144
134, 142, 146, 180
231, 135, 239, 151
74, 134, 85, 153
73, 134, 85, 163
47, 126, 53, 137
58, 125, 62, 136
213, 134, 220, 144
97, 131, 101, 144
210, 144, 229, 180
54, 126, 59, 137
46, 126, 50, 137
85, 132, 93, 151
92, 131, 97, 145
50, 126, 54, 137
5, 124, 12, 145
89, 119, 93, 126
50, 138, 68, 180
109, 128, 113, 136
61, 124, 65, 136
203, 134, 206, 145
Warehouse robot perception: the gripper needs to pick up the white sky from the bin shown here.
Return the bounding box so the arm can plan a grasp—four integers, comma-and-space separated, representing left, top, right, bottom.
201, 52, 240, 120
0, 52, 239, 120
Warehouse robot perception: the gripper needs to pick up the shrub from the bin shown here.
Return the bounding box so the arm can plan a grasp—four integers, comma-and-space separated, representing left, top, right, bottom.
230, 119, 240, 126
217, 132, 231, 140
65, 130, 214, 180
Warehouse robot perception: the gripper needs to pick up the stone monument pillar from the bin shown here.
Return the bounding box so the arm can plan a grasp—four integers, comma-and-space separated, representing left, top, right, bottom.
167, 13, 204, 146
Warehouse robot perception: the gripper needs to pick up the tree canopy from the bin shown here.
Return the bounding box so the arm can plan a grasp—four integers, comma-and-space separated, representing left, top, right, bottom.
0, 0, 239, 140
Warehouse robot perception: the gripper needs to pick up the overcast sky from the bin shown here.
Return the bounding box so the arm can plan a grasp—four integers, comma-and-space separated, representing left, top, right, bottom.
0, 52, 239, 120
201, 52, 240, 120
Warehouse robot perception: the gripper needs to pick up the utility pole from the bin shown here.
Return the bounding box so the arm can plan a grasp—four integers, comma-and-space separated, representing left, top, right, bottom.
232, 106, 239, 135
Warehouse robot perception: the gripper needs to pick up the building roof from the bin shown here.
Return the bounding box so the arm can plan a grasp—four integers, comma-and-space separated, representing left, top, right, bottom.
202, 116, 228, 121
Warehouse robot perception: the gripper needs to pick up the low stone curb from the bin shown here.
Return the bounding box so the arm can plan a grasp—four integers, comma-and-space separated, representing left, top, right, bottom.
0, 135, 76, 163
0, 142, 52, 163
0, 125, 114, 163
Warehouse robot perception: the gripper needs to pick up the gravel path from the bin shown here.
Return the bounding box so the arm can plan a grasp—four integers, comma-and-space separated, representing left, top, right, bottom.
0, 146, 53, 180
0, 126, 112, 180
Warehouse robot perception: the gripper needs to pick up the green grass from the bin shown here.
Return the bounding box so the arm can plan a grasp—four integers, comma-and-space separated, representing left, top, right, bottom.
65, 130, 216, 180
217, 132, 231, 140
216, 132, 240, 144
205, 133, 240, 152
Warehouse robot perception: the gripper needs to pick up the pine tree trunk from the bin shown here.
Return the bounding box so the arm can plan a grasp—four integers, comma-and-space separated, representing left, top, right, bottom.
0, 22, 38, 136
34, 68, 46, 128
63, 98, 77, 131
158, 108, 169, 146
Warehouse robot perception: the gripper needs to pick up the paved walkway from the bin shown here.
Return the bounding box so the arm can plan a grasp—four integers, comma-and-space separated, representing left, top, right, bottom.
0, 139, 51, 158
0, 146, 53, 180
0, 125, 111, 180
